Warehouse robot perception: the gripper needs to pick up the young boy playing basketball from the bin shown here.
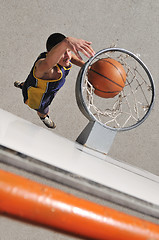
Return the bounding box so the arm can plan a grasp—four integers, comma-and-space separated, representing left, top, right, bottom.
14, 33, 95, 128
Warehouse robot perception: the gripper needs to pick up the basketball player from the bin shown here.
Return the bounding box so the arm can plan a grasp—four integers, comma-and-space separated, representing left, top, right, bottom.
14, 33, 95, 128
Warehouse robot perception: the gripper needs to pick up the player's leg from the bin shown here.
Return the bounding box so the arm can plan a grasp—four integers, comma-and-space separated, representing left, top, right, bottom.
37, 108, 56, 129
14, 81, 24, 89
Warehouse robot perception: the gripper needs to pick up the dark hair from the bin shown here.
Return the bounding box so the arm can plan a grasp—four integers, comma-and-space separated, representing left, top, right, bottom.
46, 33, 66, 52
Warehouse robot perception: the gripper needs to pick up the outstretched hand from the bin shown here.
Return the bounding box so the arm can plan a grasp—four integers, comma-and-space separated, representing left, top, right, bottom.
65, 37, 95, 60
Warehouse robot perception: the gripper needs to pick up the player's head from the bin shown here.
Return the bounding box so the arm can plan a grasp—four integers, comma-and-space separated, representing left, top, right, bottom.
46, 33, 66, 52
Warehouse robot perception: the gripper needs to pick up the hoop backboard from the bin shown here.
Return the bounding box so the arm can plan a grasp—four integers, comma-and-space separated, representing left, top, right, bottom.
0, 108, 159, 218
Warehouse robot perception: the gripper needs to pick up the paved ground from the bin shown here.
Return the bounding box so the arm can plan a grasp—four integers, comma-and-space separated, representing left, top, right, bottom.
0, 0, 159, 239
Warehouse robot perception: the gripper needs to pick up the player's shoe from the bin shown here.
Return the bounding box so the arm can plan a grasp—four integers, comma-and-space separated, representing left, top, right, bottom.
14, 81, 23, 89
40, 115, 56, 129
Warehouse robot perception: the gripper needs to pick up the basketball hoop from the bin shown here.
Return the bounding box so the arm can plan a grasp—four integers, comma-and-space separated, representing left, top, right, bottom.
76, 48, 155, 154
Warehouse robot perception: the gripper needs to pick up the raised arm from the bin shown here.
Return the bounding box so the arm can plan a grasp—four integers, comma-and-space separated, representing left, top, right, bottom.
71, 54, 85, 67
65, 37, 95, 60
35, 37, 95, 76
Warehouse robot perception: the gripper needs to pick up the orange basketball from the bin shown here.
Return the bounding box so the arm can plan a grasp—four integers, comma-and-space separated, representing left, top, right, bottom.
88, 58, 126, 98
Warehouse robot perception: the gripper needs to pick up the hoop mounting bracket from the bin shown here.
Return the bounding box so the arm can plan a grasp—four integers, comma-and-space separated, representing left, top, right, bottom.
76, 121, 117, 154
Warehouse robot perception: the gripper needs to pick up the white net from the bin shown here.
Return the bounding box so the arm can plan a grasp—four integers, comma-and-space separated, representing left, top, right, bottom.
80, 49, 154, 130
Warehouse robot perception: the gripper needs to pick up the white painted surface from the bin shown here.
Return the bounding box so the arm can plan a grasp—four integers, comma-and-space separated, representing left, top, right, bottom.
0, 108, 159, 208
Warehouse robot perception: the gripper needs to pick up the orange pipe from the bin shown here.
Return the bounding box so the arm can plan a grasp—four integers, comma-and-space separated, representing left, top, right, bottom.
0, 169, 159, 240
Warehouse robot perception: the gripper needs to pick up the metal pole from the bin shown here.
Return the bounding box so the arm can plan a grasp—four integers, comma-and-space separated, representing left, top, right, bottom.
0, 169, 159, 240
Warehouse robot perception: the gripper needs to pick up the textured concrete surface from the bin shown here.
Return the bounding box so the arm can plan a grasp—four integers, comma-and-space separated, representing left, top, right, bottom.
0, 0, 159, 239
